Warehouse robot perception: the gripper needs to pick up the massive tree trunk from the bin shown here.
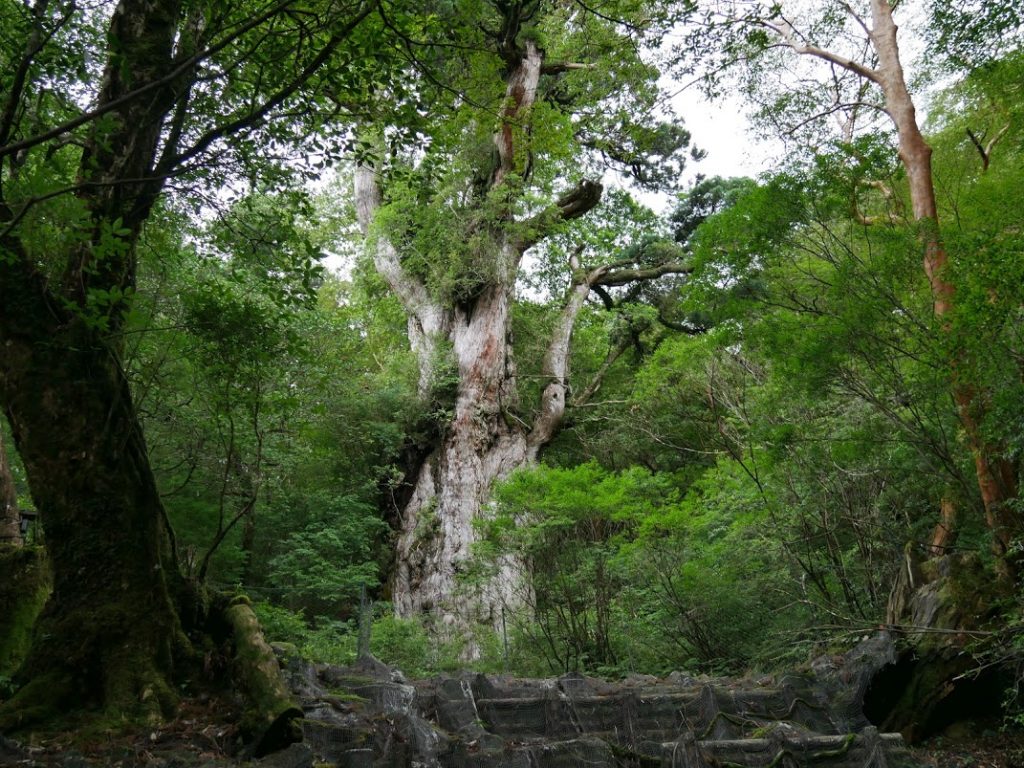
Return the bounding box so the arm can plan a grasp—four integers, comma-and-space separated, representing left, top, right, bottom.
0, 0, 371, 728
393, 284, 531, 626
355, 59, 550, 628
0, 0, 191, 725
356, 18, 692, 631
355, 37, 601, 631
0, 430, 20, 548
0, 279, 188, 723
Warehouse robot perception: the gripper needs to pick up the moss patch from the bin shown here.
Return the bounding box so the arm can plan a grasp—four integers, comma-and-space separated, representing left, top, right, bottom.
0, 547, 51, 677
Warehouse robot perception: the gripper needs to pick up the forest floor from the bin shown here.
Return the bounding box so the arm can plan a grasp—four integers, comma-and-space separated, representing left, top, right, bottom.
0, 696, 245, 767
4, 704, 1024, 768
910, 724, 1024, 768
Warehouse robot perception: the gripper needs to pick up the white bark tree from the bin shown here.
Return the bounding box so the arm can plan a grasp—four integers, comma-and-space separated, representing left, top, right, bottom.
355, 0, 693, 633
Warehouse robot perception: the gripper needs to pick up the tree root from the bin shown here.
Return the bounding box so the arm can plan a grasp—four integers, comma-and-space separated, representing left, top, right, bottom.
223, 597, 303, 756
0, 671, 72, 731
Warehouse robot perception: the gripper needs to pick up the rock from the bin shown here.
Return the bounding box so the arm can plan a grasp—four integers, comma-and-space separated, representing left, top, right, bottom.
623, 673, 659, 686
254, 741, 313, 768
60, 751, 91, 768
667, 670, 699, 686
0, 735, 27, 762
556, 671, 595, 697
870, 552, 1010, 742
348, 653, 392, 679
811, 630, 898, 733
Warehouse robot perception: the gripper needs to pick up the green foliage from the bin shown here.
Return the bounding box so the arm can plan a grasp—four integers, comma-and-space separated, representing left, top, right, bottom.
927, 1, 1024, 71
362, 0, 695, 308
253, 601, 310, 646
253, 602, 465, 677
127, 190, 415, 608
521, 67, 1024, 679
472, 462, 805, 675
5, 0, 1024, 703
264, 492, 385, 616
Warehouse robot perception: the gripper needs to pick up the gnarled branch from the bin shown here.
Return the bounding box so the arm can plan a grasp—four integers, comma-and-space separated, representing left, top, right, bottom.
519, 178, 603, 251
354, 161, 447, 396
591, 260, 692, 287
526, 244, 692, 455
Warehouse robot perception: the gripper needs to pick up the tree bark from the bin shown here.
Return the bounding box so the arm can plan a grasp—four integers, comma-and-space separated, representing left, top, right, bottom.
356, 38, 597, 633
391, 281, 532, 627
0, 0, 373, 726
867, 0, 1019, 572
0, 261, 189, 725
768, 0, 1019, 579
357, 17, 692, 636
0, 430, 20, 548
0, 0, 191, 724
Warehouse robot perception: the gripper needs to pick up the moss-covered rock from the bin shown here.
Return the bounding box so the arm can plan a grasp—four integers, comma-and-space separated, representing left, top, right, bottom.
870, 551, 1010, 742
224, 598, 303, 756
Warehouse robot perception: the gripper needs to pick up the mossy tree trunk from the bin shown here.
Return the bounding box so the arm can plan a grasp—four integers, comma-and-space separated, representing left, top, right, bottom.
355, 7, 692, 637
0, 0, 190, 726
224, 599, 303, 755
0, 547, 50, 679
0, 431, 20, 547
0, 281, 189, 724
0, 0, 373, 729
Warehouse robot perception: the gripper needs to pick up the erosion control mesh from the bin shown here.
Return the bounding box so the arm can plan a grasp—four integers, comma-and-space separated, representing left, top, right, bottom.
276, 645, 917, 767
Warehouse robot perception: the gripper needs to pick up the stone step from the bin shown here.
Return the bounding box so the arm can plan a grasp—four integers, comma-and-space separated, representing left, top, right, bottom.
436, 730, 913, 768
470, 689, 835, 742
281, 656, 918, 768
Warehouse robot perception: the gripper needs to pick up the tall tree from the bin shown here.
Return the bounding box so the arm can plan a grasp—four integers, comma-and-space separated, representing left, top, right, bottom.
692, 0, 1021, 577
0, 0, 378, 727
355, 0, 694, 632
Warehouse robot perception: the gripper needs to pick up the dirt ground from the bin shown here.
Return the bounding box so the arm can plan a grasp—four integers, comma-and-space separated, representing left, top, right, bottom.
910, 724, 1024, 768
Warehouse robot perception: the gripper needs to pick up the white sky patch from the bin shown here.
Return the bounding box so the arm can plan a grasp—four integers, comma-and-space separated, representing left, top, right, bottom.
678, 90, 775, 181
624, 85, 776, 216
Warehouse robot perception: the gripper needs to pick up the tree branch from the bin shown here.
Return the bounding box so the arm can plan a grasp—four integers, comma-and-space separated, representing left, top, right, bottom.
0, 0, 72, 151
760, 17, 882, 85
354, 161, 435, 323
0, 0, 300, 163
657, 313, 706, 335
169, 2, 375, 169
540, 62, 596, 74
525, 245, 691, 454
591, 260, 692, 287
492, 39, 543, 188
526, 252, 591, 454
851, 179, 902, 226
354, 160, 448, 396
966, 124, 1009, 172
573, 336, 629, 408
519, 178, 603, 251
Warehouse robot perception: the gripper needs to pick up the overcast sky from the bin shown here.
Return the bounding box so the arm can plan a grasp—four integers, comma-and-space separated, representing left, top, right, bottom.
678, 93, 770, 183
